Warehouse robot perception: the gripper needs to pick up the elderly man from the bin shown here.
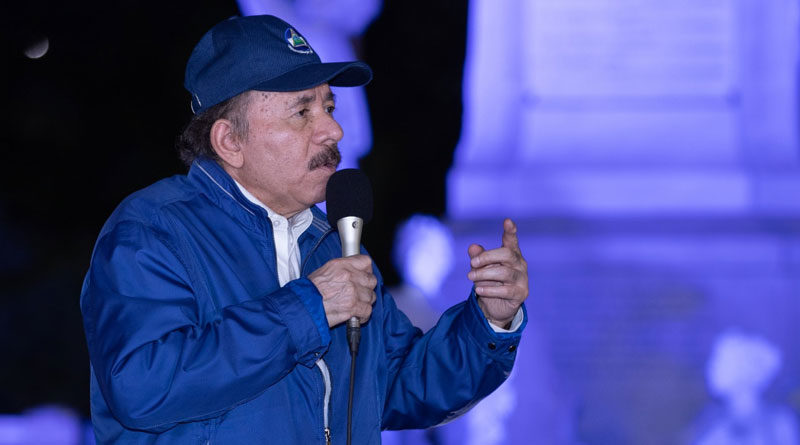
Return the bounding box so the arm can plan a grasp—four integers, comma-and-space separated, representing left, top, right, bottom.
80, 14, 528, 444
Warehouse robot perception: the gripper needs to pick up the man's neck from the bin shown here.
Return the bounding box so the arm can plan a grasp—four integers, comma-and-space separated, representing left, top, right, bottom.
233, 180, 308, 220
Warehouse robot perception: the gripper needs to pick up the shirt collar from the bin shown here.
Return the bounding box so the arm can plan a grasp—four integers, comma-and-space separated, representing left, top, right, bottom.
233, 180, 313, 234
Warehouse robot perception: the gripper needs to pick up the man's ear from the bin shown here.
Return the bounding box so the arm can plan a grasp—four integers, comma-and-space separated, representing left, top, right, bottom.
210, 119, 244, 168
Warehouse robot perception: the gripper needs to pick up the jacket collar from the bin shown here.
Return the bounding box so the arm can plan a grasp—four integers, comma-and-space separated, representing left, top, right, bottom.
188, 157, 331, 238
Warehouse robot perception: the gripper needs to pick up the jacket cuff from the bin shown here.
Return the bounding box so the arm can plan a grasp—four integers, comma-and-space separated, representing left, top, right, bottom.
275, 278, 331, 367
464, 288, 526, 360
489, 308, 524, 333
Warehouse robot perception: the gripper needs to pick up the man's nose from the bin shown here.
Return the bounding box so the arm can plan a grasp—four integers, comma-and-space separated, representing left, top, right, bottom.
315, 112, 344, 145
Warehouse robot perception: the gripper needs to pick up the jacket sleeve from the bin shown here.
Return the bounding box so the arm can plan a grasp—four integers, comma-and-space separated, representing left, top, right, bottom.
80, 219, 329, 433
380, 286, 526, 430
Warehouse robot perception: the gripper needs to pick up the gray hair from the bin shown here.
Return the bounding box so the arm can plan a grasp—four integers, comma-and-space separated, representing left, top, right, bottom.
176, 91, 252, 167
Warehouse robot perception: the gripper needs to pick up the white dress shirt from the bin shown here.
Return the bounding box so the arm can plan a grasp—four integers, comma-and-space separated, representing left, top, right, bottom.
235, 182, 313, 286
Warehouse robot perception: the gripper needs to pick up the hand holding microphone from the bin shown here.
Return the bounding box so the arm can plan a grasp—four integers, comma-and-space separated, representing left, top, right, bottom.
308, 169, 375, 332
309, 254, 377, 328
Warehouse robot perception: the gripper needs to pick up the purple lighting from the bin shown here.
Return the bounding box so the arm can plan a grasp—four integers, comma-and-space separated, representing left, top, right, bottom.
440, 0, 800, 444
0, 406, 85, 445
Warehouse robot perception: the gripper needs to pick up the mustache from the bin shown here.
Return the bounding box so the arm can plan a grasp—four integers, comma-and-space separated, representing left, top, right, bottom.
308, 144, 341, 170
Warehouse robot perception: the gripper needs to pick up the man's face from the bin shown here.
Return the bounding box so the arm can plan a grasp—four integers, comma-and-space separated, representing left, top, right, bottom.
231, 84, 343, 216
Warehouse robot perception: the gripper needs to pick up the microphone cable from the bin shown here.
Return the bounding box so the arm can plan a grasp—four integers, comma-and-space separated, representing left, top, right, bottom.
346, 323, 360, 445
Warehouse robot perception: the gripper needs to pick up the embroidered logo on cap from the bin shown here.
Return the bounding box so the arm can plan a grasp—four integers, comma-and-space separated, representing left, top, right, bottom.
285, 28, 313, 54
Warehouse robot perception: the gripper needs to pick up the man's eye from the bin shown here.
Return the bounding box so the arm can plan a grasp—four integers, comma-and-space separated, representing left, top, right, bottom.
325, 106, 335, 114
296, 109, 308, 117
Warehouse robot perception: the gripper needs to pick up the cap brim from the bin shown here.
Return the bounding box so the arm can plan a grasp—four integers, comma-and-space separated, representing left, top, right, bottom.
251, 61, 373, 92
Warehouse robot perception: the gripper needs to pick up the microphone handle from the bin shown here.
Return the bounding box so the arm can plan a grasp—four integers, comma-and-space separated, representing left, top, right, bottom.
337, 216, 363, 257
337, 216, 364, 356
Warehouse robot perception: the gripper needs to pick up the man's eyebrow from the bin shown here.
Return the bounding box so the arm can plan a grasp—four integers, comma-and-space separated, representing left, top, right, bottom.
286, 91, 336, 110
286, 94, 316, 110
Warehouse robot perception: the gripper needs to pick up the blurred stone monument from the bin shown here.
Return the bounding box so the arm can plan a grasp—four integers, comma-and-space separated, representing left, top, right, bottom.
440, 1, 800, 444
449, 0, 800, 219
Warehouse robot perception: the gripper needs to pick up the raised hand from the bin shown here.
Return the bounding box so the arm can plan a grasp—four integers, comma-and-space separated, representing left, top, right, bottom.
467, 218, 529, 329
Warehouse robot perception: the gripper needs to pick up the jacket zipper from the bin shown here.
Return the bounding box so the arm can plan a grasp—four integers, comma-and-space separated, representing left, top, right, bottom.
316, 359, 332, 444
302, 227, 336, 444
244, 182, 336, 443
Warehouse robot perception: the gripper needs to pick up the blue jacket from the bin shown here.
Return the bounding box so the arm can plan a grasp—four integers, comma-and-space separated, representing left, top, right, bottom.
80, 157, 525, 444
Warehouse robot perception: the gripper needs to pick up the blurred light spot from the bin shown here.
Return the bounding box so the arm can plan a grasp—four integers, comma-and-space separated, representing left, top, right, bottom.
0, 404, 82, 445
393, 214, 455, 297
24, 36, 49, 59
706, 328, 781, 401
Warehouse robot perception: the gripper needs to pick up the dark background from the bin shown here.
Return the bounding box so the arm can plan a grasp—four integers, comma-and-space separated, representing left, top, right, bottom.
1, 0, 467, 418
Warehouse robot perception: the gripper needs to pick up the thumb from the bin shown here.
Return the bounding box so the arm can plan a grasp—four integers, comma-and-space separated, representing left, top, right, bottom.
468, 243, 485, 260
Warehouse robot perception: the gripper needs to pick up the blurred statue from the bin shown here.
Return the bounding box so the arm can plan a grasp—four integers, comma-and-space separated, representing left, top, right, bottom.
236, 0, 380, 172
389, 214, 455, 332
691, 329, 800, 445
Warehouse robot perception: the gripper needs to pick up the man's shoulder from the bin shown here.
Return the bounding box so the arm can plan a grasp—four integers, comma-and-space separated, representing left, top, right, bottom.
106, 174, 199, 228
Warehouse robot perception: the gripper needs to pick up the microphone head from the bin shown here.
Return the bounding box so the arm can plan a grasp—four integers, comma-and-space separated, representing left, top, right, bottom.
326, 168, 374, 226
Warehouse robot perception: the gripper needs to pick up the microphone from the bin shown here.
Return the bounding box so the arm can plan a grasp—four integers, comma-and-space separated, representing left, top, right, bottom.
325, 168, 374, 355
326, 169, 373, 445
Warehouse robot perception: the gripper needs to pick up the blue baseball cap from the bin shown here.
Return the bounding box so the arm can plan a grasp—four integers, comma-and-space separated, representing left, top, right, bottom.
184, 15, 373, 115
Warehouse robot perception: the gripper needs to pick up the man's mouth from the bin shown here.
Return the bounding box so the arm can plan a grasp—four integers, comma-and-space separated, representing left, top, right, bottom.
308, 144, 341, 171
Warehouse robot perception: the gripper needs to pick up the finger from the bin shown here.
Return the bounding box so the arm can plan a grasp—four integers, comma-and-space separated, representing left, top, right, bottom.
348, 254, 373, 272
355, 304, 373, 325
470, 265, 519, 284
352, 270, 378, 289
473, 280, 503, 288
468, 243, 485, 260
355, 295, 375, 324
366, 273, 378, 290
338, 254, 370, 271
471, 247, 517, 268
501, 218, 521, 254
354, 282, 377, 303
475, 284, 524, 299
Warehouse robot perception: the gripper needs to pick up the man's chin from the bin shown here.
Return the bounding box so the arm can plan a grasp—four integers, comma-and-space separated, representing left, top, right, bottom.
313, 164, 338, 175
312, 166, 337, 198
